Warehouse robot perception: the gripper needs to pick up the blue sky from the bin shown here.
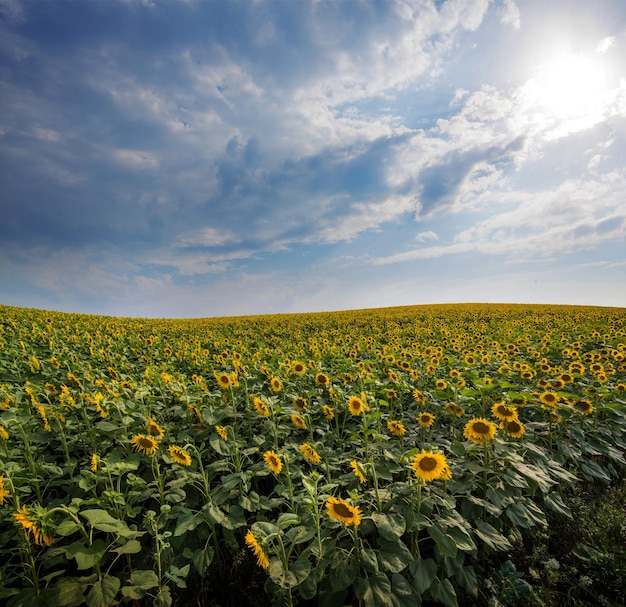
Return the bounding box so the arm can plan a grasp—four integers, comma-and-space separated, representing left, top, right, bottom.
1, 0, 625, 317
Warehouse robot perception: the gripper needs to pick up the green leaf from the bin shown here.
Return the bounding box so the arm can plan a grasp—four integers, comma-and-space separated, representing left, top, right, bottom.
455, 565, 478, 598
360, 548, 379, 573
410, 557, 437, 595
65, 540, 108, 570
95, 421, 119, 433
112, 539, 142, 555
329, 553, 358, 592
276, 512, 300, 528
86, 575, 120, 607
54, 579, 88, 607
129, 570, 159, 589
80, 509, 128, 533
154, 587, 172, 607
371, 511, 406, 540
298, 575, 317, 601
428, 524, 458, 558
474, 520, 513, 552
543, 492, 572, 518
56, 519, 82, 537
430, 578, 458, 607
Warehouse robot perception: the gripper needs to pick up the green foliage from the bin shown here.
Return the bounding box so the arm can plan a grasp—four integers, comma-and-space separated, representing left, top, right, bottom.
0, 302, 624, 606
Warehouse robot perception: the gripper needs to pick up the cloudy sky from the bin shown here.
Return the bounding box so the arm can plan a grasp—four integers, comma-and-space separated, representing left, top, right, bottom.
1, 0, 625, 318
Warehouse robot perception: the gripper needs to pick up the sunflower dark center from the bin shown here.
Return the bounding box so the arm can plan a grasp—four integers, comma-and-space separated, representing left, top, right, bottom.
139, 437, 154, 448
419, 457, 437, 471
334, 503, 353, 517
508, 421, 521, 432
473, 422, 490, 434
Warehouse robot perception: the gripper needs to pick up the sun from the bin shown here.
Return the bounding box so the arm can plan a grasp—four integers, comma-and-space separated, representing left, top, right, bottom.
521, 51, 613, 136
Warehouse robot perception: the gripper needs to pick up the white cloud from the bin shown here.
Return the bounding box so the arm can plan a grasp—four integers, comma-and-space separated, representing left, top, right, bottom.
112, 148, 158, 169
177, 226, 240, 247
498, 0, 521, 30
415, 230, 439, 242
596, 36, 615, 54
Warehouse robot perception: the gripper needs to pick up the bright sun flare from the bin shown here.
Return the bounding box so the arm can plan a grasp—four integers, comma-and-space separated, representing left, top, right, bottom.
522, 52, 613, 134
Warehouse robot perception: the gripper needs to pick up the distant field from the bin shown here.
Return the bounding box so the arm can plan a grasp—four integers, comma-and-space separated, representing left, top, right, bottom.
0, 303, 625, 606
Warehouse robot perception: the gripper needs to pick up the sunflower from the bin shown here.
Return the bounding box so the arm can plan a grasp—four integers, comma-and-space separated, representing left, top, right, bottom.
350, 460, 366, 484
325, 497, 361, 526
444, 402, 465, 417
417, 412, 435, 428
315, 373, 330, 387
270, 377, 282, 392
291, 414, 307, 430
292, 396, 307, 412
348, 396, 365, 416
131, 434, 159, 455
168, 445, 192, 466
292, 361, 307, 375
435, 379, 448, 391
91, 453, 98, 472
14, 504, 54, 546
300, 443, 321, 464
215, 372, 232, 389
410, 450, 449, 482
0, 476, 9, 505
440, 464, 453, 481
322, 405, 334, 420
387, 420, 406, 436
573, 400, 593, 415
501, 418, 525, 438
215, 425, 228, 441
146, 416, 165, 438
412, 389, 426, 405
245, 530, 270, 569
539, 391, 559, 407
264, 450, 283, 474
0, 424, 9, 440
491, 402, 517, 422
253, 397, 270, 417
463, 418, 497, 445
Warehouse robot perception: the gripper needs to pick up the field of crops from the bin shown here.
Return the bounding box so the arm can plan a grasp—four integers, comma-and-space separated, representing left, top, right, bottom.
0, 303, 625, 607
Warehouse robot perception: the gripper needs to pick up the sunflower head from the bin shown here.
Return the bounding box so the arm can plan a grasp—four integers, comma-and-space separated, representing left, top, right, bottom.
445, 402, 465, 417
253, 397, 270, 417
435, 379, 448, 391
291, 414, 307, 430
325, 497, 361, 526
315, 373, 330, 387
410, 450, 449, 482
501, 418, 525, 438
293, 396, 307, 412
168, 445, 192, 466
350, 460, 366, 484
245, 530, 270, 569
491, 402, 517, 421
264, 450, 283, 474
417, 412, 436, 428
146, 416, 165, 438
0, 476, 10, 505
463, 418, 497, 445
387, 420, 406, 436
300, 443, 321, 464
539, 391, 559, 407
215, 425, 228, 441
412, 389, 426, 405
292, 361, 307, 376
13, 504, 55, 546
270, 377, 282, 392
348, 396, 365, 416
131, 434, 159, 455
573, 400, 593, 415
322, 405, 334, 420
215, 372, 232, 389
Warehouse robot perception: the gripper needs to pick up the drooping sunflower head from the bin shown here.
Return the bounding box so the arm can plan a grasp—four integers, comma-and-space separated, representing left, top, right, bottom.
292, 396, 307, 412
245, 530, 270, 569
417, 412, 436, 428
253, 397, 270, 417
573, 400, 593, 415
215, 425, 228, 441
299, 443, 321, 464
463, 418, 497, 445
325, 496, 361, 526
146, 416, 165, 438
348, 396, 365, 416
0, 475, 10, 505
168, 445, 192, 466
13, 504, 54, 546
90, 453, 98, 472
387, 420, 407, 436
350, 460, 366, 484
445, 402, 465, 417
410, 450, 449, 482
322, 405, 334, 420
291, 414, 307, 430
491, 402, 517, 422
412, 389, 426, 405
131, 434, 159, 455
263, 450, 283, 474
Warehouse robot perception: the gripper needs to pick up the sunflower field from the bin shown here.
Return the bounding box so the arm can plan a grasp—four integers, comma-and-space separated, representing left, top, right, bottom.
0, 303, 625, 607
